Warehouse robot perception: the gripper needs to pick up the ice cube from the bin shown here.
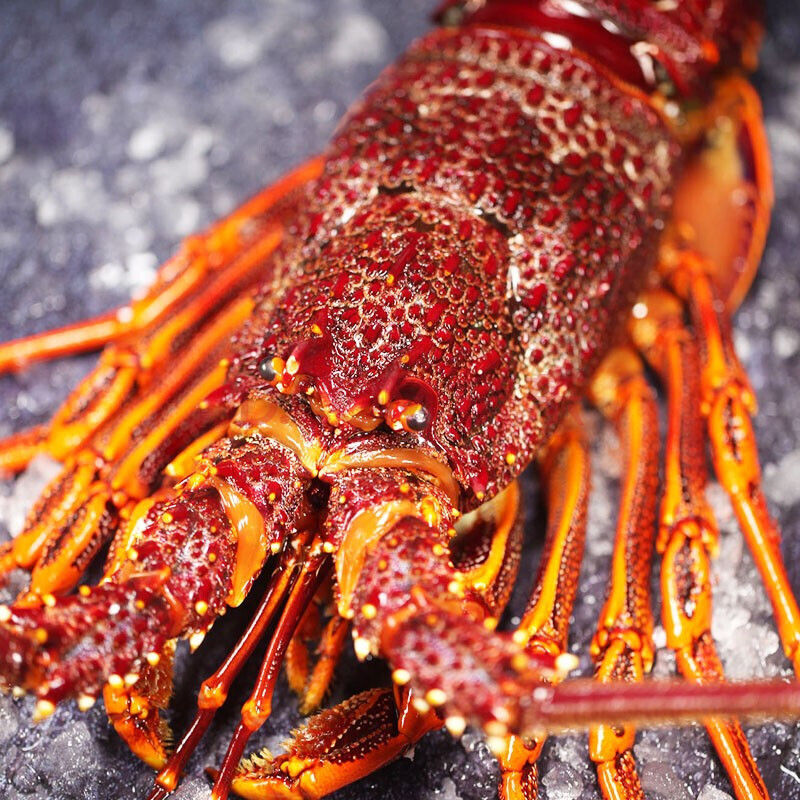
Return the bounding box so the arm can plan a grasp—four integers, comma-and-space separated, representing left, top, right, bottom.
639, 762, 691, 800
541, 763, 584, 800
697, 785, 734, 800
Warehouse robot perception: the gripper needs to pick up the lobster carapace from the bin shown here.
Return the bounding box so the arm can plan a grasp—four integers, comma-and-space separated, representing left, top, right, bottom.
0, 2, 796, 799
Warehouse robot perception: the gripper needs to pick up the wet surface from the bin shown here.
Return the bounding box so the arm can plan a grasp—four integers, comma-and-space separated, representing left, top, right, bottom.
0, 1, 799, 798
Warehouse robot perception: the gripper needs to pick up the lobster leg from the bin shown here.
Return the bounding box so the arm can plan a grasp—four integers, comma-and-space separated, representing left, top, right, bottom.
498, 410, 590, 800
631, 287, 768, 800
0, 425, 49, 475
149, 541, 308, 797
210, 547, 331, 800
586, 348, 660, 800
0, 158, 322, 378
664, 77, 772, 315
300, 613, 350, 714
0, 454, 104, 579
669, 260, 800, 678
0, 308, 130, 376
0, 157, 322, 475
103, 639, 177, 769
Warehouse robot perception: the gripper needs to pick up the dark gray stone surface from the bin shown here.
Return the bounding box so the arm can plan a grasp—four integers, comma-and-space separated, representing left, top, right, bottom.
0, 2, 798, 799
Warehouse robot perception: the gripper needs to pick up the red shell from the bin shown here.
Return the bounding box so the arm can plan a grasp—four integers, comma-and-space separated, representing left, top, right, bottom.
231, 25, 678, 503
446, 0, 764, 96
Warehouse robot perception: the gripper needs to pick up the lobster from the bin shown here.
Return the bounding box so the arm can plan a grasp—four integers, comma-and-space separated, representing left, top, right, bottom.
0, 1, 798, 799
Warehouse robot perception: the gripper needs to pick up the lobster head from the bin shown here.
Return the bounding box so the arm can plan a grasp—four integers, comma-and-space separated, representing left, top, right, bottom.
238, 191, 541, 506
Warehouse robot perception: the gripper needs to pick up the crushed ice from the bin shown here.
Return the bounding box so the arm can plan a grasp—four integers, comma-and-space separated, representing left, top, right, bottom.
541, 763, 584, 800
0, 124, 14, 165
698, 785, 734, 800
764, 449, 800, 508
425, 777, 462, 799
328, 12, 389, 65
639, 762, 691, 800
127, 122, 168, 162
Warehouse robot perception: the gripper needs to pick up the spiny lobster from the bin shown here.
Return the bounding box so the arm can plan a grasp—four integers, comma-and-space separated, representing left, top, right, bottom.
0, 1, 798, 799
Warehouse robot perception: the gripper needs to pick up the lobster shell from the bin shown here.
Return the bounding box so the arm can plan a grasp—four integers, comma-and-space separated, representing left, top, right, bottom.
0, 2, 797, 799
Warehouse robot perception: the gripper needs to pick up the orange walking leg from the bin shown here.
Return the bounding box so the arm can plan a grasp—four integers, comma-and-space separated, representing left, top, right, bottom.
0, 425, 49, 476
0, 309, 240, 596
0, 157, 322, 473
671, 260, 800, 676
0, 157, 322, 375
586, 347, 659, 800
498, 409, 590, 800
285, 596, 324, 696
632, 287, 768, 800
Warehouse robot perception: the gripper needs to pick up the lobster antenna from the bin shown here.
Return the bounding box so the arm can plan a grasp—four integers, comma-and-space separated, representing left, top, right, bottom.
211, 549, 331, 800
522, 676, 800, 735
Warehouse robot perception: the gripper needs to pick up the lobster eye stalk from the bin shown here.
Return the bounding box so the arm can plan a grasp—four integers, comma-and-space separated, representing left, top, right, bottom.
257, 356, 280, 383
405, 405, 429, 432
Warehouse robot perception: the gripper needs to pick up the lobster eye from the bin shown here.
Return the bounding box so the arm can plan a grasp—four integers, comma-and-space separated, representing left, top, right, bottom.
258, 356, 279, 382
405, 405, 429, 432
